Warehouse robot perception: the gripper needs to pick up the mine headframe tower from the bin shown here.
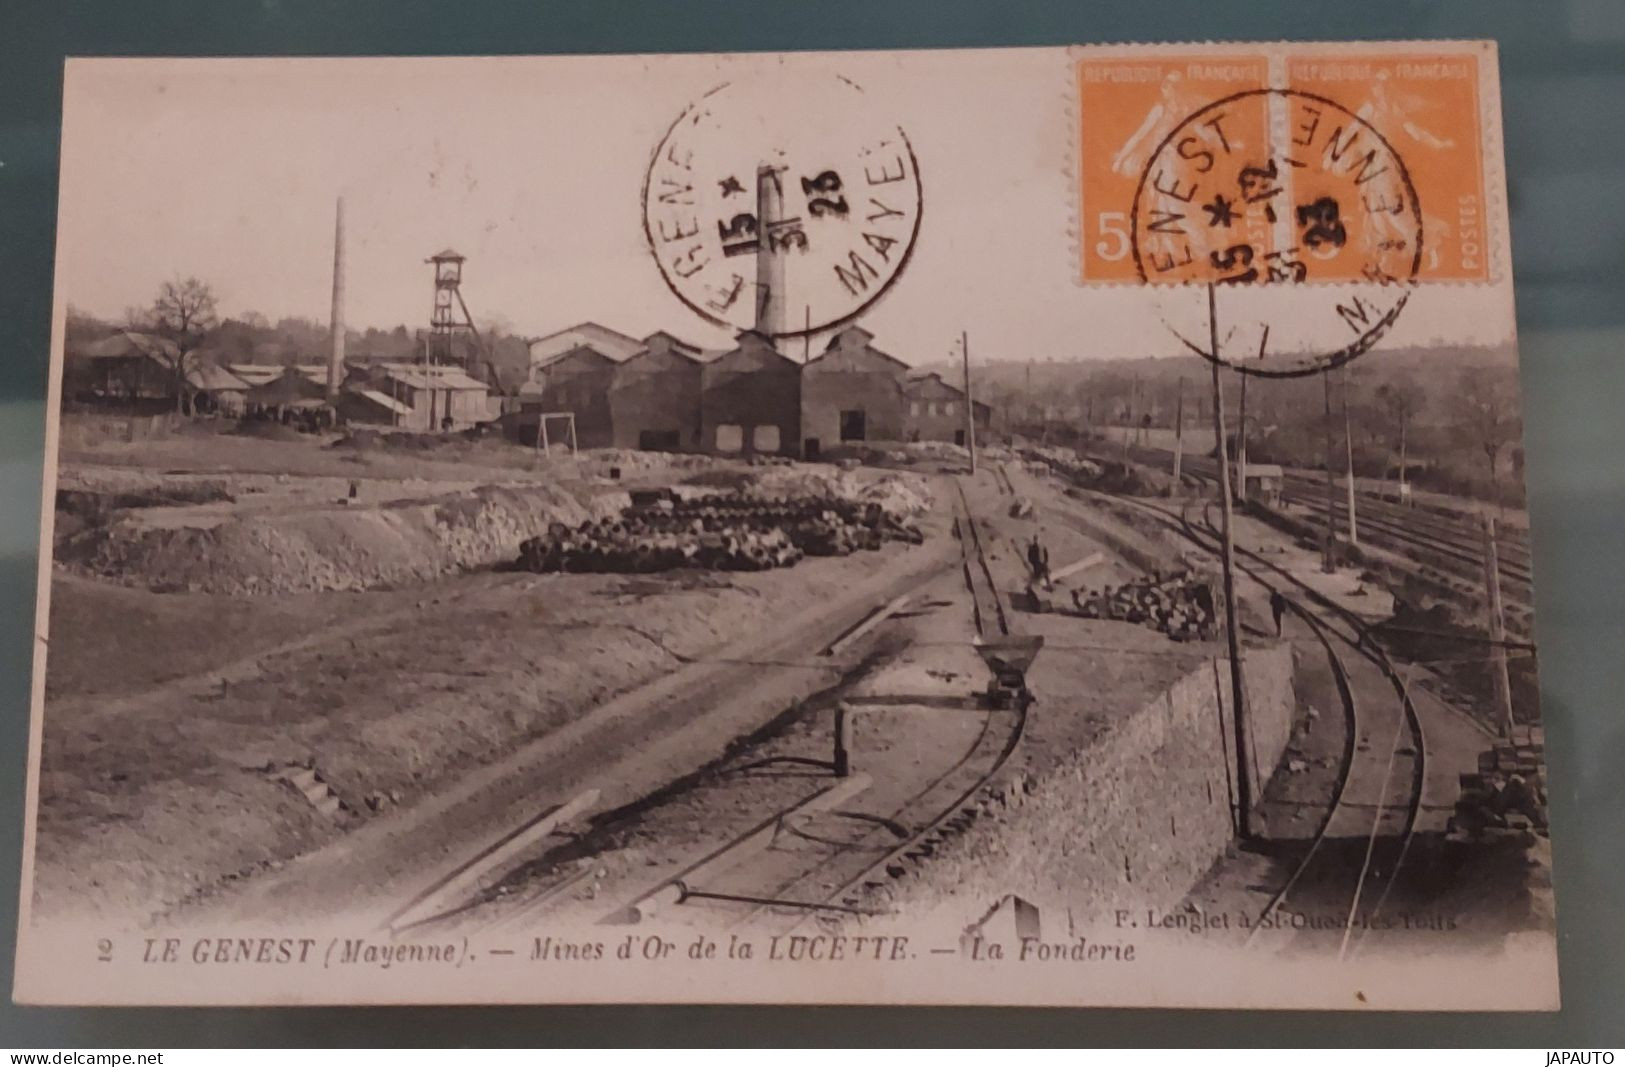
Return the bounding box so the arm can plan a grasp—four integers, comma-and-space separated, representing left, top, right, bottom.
425, 247, 483, 368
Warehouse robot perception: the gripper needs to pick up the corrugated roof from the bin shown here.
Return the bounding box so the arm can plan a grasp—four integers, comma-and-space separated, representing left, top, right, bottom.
372, 363, 489, 391
229, 363, 327, 386
528, 322, 645, 367
71, 331, 181, 361
187, 362, 250, 391
349, 388, 413, 416
245, 368, 329, 405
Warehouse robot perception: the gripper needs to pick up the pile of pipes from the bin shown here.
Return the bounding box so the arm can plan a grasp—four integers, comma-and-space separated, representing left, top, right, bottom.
515, 492, 924, 574
1069, 571, 1218, 641
1449, 728, 1548, 839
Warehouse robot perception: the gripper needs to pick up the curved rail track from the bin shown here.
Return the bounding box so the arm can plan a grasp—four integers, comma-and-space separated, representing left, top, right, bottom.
1107, 491, 1430, 957
402, 468, 1033, 936
675, 472, 1029, 933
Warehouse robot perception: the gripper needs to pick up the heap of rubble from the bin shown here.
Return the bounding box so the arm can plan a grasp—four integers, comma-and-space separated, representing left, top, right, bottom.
516, 492, 924, 574
1069, 571, 1218, 641
1450, 727, 1549, 840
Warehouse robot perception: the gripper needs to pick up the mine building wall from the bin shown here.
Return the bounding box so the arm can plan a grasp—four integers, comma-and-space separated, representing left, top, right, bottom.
699, 332, 802, 458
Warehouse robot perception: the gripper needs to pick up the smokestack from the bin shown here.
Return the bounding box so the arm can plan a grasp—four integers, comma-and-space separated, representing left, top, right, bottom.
327, 196, 346, 403
754, 165, 785, 337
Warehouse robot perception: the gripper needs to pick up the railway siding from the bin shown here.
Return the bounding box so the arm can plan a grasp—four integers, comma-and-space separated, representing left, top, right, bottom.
850, 618, 1297, 931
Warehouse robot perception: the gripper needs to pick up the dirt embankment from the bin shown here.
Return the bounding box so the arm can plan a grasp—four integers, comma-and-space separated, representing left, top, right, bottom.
56, 481, 629, 595
34, 461, 941, 922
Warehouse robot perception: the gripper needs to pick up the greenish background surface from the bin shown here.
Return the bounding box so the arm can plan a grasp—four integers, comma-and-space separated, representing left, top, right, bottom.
2, 0, 1621, 1046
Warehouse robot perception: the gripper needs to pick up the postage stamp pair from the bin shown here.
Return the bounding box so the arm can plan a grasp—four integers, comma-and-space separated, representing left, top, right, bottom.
1074, 41, 1496, 288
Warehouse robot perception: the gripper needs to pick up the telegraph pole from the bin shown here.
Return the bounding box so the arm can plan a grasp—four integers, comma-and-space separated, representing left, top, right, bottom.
1207, 286, 1251, 839
1122, 375, 1137, 465
1171, 376, 1185, 495
1343, 366, 1359, 546
961, 330, 977, 475
1236, 370, 1248, 504
1481, 515, 1517, 738
1322, 368, 1337, 572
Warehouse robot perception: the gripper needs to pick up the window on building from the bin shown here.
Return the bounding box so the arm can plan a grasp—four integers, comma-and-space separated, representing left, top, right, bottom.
909, 400, 920, 417
752, 424, 780, 453
944, 401, 956, 416
716, 424, 743, 453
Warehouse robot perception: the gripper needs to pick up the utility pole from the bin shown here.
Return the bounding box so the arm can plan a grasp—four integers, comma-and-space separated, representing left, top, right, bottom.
1322, 368, 1337, 573
1343, 366, 1359, 546
961, 330, 978, 475
1398, 408, 1410, 506
1171, 376, 1185, 495
1236, 370, 1248, 504
326, 197, 346, 405
1122, 375, 1137, 465
1481, 515, 1518, 738
1207, 286, 1251, 839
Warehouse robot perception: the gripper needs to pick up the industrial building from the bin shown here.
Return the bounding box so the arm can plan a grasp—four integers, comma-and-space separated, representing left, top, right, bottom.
512, 320, 987, 458
799, 326, 909, 459
64, 331, 252, 415
608, 331, 706, 451
699, 330, 803, 457
903, 370, 993, 445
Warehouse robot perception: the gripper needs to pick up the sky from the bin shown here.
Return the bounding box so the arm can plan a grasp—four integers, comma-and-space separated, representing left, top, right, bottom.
55, 48, 1518, 366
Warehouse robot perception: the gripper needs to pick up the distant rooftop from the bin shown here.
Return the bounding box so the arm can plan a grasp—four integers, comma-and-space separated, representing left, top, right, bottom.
528, 322, 645, 367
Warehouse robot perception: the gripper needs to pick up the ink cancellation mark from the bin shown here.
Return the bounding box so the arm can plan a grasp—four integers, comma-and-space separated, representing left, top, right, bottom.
1132, 88, 1422, 377
642, 76, 922, 338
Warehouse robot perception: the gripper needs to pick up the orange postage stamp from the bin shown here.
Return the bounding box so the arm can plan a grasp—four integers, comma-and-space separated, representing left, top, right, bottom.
1076, 51, 1270, 284
1075, 42, 1496, 286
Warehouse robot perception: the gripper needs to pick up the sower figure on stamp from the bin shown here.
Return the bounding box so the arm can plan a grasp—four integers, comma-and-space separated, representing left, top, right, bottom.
1270, 590, 1288, 637
1027, 531, 1052, 592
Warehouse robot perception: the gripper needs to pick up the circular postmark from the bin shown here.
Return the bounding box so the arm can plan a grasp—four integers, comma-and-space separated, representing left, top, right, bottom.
1130, 88, 1421, 377
642, 75, 922, 339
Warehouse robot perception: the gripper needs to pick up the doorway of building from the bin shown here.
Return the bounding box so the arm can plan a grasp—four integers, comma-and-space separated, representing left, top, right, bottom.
955, 429, 966, 446
839, 409, 866, 442
638, 429, 681, 452
804, 437, 821, 460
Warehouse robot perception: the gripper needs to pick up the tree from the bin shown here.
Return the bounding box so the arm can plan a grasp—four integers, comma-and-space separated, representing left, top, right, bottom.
1449, 367, 1522, 507
132, 276, 219, 413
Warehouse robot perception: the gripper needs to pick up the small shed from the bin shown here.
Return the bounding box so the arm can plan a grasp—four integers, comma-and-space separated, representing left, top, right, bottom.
699, 330, 800, 457
245, 366, 328, 411
1239, 463, 1285, 508
354, 362, 493, 431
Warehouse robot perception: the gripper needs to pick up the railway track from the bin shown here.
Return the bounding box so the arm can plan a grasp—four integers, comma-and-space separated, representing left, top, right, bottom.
398, 469, 1031, 937
599, 471, 1029, 933
1125, 446, 1534, 608
1111, 493, 1430, 957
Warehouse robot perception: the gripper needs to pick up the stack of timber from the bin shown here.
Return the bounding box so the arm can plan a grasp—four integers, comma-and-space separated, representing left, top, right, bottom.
1069, 571, 1219, 641
1450, 727, 1549, 840
516, 492, 924, 575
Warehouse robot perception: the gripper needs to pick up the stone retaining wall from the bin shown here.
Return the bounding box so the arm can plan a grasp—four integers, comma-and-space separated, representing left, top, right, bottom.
867, 642, 1297, 930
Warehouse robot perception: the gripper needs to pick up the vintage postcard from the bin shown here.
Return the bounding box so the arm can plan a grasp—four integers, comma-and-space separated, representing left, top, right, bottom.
14, 41, 1557, 1008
